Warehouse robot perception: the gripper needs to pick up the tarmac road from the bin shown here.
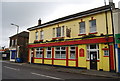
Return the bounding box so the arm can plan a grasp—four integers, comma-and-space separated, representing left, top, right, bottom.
2, 61, 116, 80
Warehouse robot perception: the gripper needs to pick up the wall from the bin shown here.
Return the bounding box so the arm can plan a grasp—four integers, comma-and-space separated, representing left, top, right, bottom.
29, 11, 112, 44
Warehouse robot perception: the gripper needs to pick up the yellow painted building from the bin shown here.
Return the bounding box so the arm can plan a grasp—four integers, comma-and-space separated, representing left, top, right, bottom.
27, 5, 116, 71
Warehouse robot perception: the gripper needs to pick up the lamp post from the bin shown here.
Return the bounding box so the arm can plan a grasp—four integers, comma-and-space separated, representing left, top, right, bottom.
11, 23, 19, 62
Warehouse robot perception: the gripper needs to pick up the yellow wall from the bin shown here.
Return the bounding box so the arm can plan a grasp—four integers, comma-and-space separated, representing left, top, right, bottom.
44, 59, 52, 64
78, 45, 87, 68
68, 61, 76, 67
54, 60, 66, 66
29, 11, 112, 44
34, 59, 42, 63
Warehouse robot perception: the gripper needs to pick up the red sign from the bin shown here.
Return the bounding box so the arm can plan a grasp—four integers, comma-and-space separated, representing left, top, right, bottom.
79, 48, 84, 57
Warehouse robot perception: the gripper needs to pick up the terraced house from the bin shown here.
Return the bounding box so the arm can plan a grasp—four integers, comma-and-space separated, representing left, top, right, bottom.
27, 2, 117, 72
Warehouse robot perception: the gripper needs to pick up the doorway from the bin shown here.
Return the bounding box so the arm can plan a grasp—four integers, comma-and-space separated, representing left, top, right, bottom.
87, 44, 99, 70
90, 51, 97, 70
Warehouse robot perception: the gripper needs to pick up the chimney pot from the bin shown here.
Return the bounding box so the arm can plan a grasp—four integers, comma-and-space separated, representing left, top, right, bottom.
38, 18, 41, 25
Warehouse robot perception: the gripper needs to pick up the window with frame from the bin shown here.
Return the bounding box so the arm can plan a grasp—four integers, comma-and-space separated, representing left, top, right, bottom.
40, 31, 44, 40
46, 47, 52, 58
79, 22, 85, 34
12, 40, 14, 46
55, 47, 66, 58
87, 44, 99, 60
70, 46, 76, 59
62, 26, 64, 37
56, 27, 61, 37
36, 48, 43, 58
89, 20, 96, 33
15, 39, 17, 45
35, 32, 38, 40
104, 50, 109, 56
53, 28, 55, 37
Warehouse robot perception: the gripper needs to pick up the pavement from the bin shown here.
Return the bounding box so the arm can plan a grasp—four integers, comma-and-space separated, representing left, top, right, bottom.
3, 61, 120, 79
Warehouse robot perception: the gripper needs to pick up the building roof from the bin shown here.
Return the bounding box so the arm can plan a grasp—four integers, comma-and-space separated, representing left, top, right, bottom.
9, 31, 29, 38
27, 5, 111, 31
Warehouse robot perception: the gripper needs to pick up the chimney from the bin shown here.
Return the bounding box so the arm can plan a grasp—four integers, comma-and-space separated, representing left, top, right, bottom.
109, 0, 115, 9
38, 18, 41, 25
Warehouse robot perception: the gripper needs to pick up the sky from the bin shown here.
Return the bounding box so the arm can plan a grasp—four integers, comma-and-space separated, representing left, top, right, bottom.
0, 0, 120, 48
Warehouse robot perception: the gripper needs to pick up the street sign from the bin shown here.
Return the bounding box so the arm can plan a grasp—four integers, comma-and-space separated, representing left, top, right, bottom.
115, 34, 120, 44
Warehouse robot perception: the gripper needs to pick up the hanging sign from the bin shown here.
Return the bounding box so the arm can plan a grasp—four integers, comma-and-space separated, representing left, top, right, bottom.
79, 48, 84, 57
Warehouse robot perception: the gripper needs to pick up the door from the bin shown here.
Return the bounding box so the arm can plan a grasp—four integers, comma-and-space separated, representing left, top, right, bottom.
11, 50, 16, 59
90, 51, 97, 70
31, 49, 34, 63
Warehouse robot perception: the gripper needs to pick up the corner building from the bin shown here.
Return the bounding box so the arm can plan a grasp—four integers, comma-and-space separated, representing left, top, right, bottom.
27, 5, 116, 72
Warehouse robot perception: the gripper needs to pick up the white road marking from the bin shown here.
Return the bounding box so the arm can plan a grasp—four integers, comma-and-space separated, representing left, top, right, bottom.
4, 66, 20, 71
31, 72, 62, 80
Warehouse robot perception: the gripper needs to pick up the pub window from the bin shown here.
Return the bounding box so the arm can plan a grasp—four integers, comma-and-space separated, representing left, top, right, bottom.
55, 47, 66, 58
46, 47, 52, 58
104, 50, 109, 56
89, 20, 96, 33
36, 48, 43, 58
79, 22, 85, 34
70, 46, 76, 59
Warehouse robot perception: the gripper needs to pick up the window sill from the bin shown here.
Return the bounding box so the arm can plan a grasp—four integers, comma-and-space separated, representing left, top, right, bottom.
39, 40, 43, 41
86, 59, 100, 62
104, 56, 109, 57
89, 32, 97, 34
78, 34, 86, 36
102, 48, 109, 50
52, 37, 65, 40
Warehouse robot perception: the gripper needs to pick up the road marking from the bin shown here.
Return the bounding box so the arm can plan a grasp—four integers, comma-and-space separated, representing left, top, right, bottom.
31, 72, 62, 80
4, 66, 20, 71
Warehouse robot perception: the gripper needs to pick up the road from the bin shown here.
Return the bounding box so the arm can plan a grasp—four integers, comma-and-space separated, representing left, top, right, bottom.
2, 61, 115, 80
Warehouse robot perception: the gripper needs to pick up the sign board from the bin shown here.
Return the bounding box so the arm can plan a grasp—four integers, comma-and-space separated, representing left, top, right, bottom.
79, 48, 84, 57
115, 34, 120, 44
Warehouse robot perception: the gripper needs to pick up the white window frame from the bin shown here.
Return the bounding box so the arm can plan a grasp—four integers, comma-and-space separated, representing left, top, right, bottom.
89, 20, 97, 33
12, 40, 14, 46
56, 27, 61, 37
35, 32, 38, 40
40, 31, 44, 40
15, 39, 17, 45
70, 46, 76, 59
62, 26, 64, 37
86, 44, 99, 60
55, 47, 66, 59
79, 22, 85, 34
46, 47, 52, 58
36, 48, 43, 58
53, 28, 55, 38
104, 50, 109, 56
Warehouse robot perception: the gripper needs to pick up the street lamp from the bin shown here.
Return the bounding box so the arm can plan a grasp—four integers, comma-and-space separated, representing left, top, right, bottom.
11, 23, 19, 62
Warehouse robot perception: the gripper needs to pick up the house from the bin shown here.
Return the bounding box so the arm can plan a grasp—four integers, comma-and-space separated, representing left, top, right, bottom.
9, 31, 29, 62
27, 2, 117, 72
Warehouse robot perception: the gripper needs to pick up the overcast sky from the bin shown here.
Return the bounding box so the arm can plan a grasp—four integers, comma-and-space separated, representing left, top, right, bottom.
0, 0, 120, 48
